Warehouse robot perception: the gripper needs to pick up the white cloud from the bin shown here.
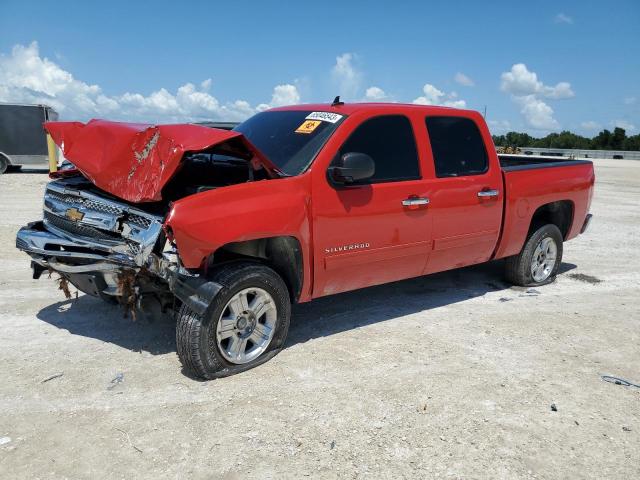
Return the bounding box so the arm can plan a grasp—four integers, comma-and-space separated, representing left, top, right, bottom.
256, 84, 301, 111
624, 96, 637, 105
413, 84, 444, 104
454, 72, 475, 87
554, 13, 574, 24
0, 41, 300, 123
500, 63, 574, 99
580, 121, 601, 131
413, 83, 466, 108
500, 63, 575, 131
613, 120, 636, 132
488, 119, 512, 133
364, 86, 387, 101
514, 95, 559, 130
331, 53, 362, 99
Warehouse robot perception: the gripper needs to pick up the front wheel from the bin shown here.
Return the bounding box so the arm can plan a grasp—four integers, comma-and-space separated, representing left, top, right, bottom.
504, 224, 563, 287
176, 262, 291, 379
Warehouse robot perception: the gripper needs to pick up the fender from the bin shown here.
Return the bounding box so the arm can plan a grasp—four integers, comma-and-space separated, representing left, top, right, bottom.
165, 174, 314, 300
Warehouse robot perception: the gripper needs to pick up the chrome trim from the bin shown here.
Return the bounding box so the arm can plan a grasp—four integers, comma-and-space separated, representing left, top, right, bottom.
402, 197, 430, 206
477, 189, 500, 198
43, 259, 125, 273
16, 224, 137, 266
42, 181, 164, 265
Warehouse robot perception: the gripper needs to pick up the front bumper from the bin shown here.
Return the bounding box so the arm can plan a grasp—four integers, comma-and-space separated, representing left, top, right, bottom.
17, 221, 223, 315
17, 221, 138, 273
17, 221, 140, 298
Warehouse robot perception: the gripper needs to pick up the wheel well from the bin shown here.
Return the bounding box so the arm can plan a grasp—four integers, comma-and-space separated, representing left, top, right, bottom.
208, 236, 304, 302
529, 201, 574, 239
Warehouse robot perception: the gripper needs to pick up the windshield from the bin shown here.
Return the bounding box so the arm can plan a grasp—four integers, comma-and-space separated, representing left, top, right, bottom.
234, 110, 345, 176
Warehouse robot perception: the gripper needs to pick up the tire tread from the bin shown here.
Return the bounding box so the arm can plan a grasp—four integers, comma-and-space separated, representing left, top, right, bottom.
175, 261, 290, 379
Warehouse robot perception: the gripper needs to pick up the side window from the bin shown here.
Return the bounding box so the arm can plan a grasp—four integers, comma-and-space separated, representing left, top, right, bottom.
334, 115, 420, 183
425, 116, 488, 177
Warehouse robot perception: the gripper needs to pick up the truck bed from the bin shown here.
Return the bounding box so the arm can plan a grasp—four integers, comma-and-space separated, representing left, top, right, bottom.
493, 155, 595, 261
498, 154, 592, 172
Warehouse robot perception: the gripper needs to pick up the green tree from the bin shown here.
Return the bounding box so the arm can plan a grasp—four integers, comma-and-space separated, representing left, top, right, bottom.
489, 127, 639, 152
591, 129, 612, 149
492, 135, 506, 146
624, 134, 640, 151
610, 127, 626, 150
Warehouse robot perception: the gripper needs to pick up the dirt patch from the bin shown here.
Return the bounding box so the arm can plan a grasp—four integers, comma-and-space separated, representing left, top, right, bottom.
568, 273, 603, 284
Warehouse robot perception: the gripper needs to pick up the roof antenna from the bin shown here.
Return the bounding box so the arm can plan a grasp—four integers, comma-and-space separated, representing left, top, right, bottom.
332, 95, 344, 106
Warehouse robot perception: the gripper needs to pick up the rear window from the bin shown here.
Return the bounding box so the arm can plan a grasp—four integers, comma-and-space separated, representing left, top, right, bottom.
234, 110, 344, 175
425, 116, 488, 177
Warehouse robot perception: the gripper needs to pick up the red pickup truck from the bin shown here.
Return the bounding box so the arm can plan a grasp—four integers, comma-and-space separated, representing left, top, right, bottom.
16, 102, 594, 379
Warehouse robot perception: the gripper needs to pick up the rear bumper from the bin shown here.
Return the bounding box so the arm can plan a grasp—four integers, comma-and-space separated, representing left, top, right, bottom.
581, 213, 593, 234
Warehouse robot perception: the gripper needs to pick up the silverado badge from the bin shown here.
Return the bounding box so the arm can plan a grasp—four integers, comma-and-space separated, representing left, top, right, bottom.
65, 207, 85, 222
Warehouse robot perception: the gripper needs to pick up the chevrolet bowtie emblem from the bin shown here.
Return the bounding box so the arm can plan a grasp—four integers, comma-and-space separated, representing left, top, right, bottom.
65, 207, 85, 222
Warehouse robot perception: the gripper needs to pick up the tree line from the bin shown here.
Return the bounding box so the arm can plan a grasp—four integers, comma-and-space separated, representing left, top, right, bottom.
492, 127, 640, 151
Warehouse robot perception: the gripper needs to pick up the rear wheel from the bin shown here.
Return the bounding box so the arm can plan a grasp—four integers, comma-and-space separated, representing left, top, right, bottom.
505, 224, 563, 287
176, 262, 291, 379
0, 155, 8, 175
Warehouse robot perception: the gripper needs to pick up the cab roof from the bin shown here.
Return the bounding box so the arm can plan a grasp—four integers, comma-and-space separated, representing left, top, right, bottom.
268, 102, 477, 116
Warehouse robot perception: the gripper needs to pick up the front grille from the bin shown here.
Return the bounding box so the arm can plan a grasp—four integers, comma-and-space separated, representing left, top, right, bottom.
127, 213, 152, 229
42, 182, 164, 263
47, 190, 83, 205
44, 211, 121, 241
47, 190, 123, 216
127, 241, 141, 254
16, 237, 28, 250
83, 198, 122, 216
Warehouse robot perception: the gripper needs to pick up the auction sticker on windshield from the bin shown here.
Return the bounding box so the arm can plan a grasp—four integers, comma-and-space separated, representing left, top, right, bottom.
295, 120, 322, 134
305, 112, 343, 123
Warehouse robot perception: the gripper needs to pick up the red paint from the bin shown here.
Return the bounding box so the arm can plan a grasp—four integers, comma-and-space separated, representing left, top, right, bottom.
59, 104, 593, 303
494, 163, 595, 259
45, 119, 279, 203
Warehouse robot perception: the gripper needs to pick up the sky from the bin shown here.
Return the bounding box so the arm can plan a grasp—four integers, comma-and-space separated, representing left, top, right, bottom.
0, 0, 638, 136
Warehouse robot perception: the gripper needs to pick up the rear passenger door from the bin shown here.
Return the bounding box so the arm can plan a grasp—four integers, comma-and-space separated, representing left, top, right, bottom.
312, 114, 433, 297
422, 115, 503, 274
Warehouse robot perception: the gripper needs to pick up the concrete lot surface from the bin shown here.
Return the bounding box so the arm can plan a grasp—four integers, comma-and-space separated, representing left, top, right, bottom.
0, 161, 638, 479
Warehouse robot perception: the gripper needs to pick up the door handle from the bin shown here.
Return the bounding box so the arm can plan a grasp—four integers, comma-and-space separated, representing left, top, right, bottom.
477, 189, 499, 198
402, 197, 430, 207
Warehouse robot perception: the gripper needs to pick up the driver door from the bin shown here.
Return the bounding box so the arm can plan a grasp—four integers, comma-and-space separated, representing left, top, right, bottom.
311, 114, 433, 297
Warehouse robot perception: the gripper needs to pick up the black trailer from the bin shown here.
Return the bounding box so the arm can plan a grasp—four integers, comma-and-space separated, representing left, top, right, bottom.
0, 103, 58, 174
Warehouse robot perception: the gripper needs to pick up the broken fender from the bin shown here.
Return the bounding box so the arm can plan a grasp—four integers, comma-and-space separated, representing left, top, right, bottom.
45, 119, 279, 203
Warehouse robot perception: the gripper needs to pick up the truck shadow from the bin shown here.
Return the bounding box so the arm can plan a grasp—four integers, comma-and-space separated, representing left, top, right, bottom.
36, 261, 577, 356
37, 297, 177, 355
287, 260, 576, 347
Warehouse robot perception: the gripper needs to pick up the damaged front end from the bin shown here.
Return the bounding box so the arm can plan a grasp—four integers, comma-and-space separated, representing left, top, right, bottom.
17, 177, 167, 315
17, 176, 224, 319
16, 119, 280, 319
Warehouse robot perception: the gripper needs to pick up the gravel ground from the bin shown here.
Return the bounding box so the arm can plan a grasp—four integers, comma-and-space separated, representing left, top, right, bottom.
0, 161, 638, 479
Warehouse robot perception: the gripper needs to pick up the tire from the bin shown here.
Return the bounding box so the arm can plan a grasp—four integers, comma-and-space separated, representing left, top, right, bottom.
504, 224, 563, 287
0, 155, 8, 175
176, 262, 291, 379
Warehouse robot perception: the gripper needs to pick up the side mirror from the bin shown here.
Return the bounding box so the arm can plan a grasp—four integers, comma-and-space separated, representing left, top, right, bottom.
328, 152, 375, 185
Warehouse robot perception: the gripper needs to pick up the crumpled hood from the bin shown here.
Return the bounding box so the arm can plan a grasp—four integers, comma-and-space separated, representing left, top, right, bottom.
45, 119, 278, 203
